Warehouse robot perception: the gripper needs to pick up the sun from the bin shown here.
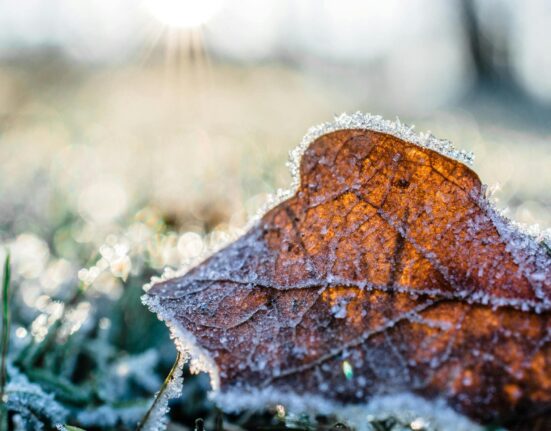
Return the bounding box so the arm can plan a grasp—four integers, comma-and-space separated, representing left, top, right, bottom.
145, 0, 226, 29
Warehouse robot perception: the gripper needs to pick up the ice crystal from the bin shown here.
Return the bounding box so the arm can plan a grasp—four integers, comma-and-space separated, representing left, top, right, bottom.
290, 112, 473, 183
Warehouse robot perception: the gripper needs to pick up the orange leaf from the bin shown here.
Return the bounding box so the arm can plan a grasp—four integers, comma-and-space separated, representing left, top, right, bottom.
144, 114, 550, 430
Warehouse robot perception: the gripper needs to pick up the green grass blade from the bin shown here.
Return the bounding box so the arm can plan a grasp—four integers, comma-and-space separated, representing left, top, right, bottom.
0, 253, 11, 431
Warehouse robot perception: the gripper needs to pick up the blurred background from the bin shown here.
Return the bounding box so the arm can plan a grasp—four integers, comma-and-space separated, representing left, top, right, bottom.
1, 0, 550, 241
0, 1, 550, 429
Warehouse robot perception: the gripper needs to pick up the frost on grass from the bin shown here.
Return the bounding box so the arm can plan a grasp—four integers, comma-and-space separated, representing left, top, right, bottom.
5, 364, 69, 430
77, 403, 148, 429
215, 388, 481, 431
107, 349, 162, 397
143, 113, 551, 430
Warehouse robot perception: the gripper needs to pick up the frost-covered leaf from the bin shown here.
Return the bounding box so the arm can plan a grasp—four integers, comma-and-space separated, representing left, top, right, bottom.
144, 113, 551, 430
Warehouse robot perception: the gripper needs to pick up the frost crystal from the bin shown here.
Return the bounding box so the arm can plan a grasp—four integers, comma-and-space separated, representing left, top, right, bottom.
288, 112, 474, 196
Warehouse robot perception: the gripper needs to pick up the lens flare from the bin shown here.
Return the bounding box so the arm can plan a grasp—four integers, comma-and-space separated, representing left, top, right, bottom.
146, 0, 225, 29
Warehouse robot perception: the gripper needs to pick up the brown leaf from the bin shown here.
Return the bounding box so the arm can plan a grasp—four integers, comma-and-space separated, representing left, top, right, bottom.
145, 116, 551, 429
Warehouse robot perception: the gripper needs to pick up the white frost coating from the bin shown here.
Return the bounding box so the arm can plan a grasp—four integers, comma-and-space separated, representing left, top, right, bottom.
142, 295, 220, 389
139, 294, 221, 431
288, 111, 474, 191
214, 388, 481, 431
473, 191, 551, 310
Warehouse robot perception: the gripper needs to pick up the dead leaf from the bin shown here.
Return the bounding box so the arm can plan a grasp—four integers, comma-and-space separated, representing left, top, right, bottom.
145, 116, 550, 430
